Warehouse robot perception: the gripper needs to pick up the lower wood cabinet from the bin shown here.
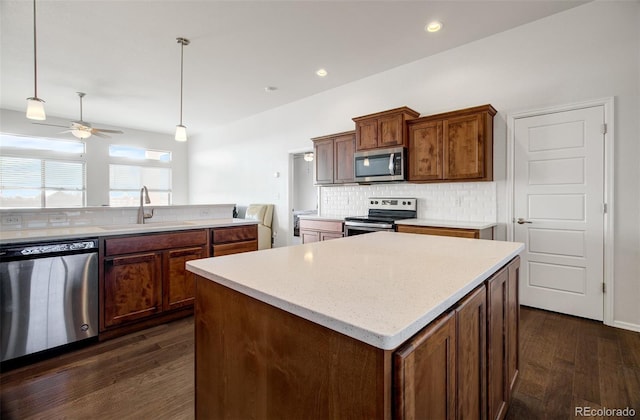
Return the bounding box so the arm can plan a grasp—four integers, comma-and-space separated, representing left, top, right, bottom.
393, 256, 518, 420
394, 311, 457, 420
487, 257, 520, 420
211, 224, 258, 256
101, 229, 209, 335
396, 224, 494, 240
299, 218, 344, 244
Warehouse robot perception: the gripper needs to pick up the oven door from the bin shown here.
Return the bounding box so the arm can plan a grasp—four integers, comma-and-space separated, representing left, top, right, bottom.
344, 221, 394, 236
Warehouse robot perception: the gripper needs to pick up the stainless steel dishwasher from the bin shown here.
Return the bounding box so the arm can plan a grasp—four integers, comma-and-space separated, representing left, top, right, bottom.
0, 238, 98, 362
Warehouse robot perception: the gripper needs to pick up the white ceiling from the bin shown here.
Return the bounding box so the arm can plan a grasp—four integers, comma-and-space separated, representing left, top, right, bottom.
1, 0, 587, 136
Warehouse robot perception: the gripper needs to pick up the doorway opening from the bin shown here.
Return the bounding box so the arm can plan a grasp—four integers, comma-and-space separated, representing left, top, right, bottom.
290, 151, 318, 245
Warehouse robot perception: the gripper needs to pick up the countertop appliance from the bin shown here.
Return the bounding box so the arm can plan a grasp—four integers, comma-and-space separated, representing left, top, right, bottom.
344, 198, 417, 236
354, 146, 406, 183
0, 238, 99, 362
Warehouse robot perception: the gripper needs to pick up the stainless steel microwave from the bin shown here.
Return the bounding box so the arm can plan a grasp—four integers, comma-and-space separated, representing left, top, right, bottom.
354, 146, 406, 183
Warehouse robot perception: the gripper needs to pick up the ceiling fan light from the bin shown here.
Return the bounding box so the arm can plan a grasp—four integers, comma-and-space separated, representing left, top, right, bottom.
175, 124, 187, 142
26, 97, 46, 120
71, 128, 91, 139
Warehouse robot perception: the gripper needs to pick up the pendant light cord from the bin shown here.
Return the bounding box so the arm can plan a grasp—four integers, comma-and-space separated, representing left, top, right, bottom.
33, 0, 38, 98
179, 39, 184, 126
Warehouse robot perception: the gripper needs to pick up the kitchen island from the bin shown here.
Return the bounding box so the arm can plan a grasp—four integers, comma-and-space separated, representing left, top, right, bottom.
187, 232, 524, 419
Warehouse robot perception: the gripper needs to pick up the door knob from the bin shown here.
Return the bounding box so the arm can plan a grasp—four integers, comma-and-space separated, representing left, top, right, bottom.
516, 218, 532, 224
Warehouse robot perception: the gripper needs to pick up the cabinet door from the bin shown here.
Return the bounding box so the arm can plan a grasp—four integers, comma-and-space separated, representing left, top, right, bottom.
408, 120, 443, 181
394, 312, 456, 420
355, 119, 378, 150
334, 133, 355, 183
443, 113, 485, 180
314, 139, 334, 184
164, 246, 206, 311
378, 114, 405, 148
300, 230, 319, 244
319, 231, 343, 241
456, 285, 487, 420
104, 252, 163, 328
487, 267, 509, 420
507, 257, 520, 395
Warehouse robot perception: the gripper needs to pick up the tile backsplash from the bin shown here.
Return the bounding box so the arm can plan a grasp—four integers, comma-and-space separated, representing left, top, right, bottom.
320, 182, 496, 222
0, 204, 235, 231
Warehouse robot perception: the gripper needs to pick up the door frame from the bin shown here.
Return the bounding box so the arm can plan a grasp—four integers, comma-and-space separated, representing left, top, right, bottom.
506, 97, 615, 326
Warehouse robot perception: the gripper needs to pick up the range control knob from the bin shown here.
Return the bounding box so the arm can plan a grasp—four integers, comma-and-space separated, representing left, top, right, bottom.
370, 200, 374, 204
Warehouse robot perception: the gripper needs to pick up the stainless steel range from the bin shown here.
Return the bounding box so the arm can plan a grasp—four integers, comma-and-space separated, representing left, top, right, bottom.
344, 197, 417, 236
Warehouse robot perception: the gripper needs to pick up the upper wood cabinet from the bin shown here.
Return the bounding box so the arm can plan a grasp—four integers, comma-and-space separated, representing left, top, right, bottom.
353, 107, 419, 151
312, 131, 355, 185
408, 104, 496, 182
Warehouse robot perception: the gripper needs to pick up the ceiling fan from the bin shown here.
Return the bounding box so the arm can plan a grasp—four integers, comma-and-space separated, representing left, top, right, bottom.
34, 92, 124, 139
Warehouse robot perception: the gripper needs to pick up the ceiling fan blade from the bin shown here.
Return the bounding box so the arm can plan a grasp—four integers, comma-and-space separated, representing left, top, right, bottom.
91, 131, 110, 138
93, 128, 123, 134
33, 122, 69, 128
58, 130, 73, 134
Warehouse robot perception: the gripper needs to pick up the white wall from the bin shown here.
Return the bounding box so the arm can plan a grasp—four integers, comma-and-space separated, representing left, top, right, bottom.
0, 108, 189, 206
189, 1, 639, 327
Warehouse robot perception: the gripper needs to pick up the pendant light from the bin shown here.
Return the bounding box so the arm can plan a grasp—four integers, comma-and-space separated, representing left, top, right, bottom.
175, 37, 190, 142
26, 0, 45, 120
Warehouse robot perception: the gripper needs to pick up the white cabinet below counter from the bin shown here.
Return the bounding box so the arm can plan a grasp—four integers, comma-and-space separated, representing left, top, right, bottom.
298, 216, 344, 244
396, 219, 496, 240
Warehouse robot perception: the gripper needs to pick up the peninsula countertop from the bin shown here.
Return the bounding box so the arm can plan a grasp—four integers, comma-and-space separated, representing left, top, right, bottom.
0, 218, 258, 245
187, 232, 523, 350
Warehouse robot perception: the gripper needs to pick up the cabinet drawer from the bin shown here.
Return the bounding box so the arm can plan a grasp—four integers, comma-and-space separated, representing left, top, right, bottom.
105, 229, 208, 256
212, 225, 258, 244
299, 219, 343, 234
213, 240, 257, 256
397, 225, 479, 239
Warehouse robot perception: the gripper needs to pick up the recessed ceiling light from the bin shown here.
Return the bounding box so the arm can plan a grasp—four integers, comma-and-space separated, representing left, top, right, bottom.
316, 68, 328, 77
264, 86, 278, 92
425, 21, 443, 33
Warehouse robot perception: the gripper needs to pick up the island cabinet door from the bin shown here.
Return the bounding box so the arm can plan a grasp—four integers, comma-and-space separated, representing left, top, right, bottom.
507, 257, 520, 395
394, 311, 457, 420
487, 267, 509, 420
103, 252, 163, 328
456, 284, 487, 420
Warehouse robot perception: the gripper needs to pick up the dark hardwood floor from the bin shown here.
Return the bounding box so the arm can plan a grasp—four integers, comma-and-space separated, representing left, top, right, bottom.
1, 307, 638, 419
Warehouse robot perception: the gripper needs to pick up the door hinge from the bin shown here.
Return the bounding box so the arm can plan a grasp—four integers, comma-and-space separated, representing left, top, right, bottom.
601, 123, 607, 134
603, 203, 608, 214
602, 282, 606, 293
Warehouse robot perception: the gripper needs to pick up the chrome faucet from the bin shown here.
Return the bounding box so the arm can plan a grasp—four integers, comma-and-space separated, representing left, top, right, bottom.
137, 186, 154, 224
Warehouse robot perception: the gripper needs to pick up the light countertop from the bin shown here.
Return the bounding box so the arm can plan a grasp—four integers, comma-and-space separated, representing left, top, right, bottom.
187, 232, 523, 350
0, 218, 258, 245
395, 218, 497, 230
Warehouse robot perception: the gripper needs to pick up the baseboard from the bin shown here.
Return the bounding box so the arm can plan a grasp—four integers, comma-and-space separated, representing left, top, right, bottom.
612, 320, 640, 333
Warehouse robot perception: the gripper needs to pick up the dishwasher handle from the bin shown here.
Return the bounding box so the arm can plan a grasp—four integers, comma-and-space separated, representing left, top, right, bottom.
0, 238, 99, 258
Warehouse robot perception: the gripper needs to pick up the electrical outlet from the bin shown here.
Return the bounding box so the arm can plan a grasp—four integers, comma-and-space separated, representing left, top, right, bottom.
200, 209, 211, 217
455, 197, 463, 207
1, 215, 22, 225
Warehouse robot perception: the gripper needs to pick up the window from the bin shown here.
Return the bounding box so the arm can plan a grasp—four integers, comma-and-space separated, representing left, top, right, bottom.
108, 145, 172, 206
0, 134, 86, 208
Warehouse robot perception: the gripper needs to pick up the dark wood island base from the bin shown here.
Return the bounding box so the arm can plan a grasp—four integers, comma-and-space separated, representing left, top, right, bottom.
194, 256, 520, 420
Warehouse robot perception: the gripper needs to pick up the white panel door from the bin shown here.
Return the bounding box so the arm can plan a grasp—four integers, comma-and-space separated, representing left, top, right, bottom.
514, 106, 604, 320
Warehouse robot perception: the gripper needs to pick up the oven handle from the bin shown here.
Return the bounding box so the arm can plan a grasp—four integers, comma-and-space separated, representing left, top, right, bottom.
344, 221, 394, 229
